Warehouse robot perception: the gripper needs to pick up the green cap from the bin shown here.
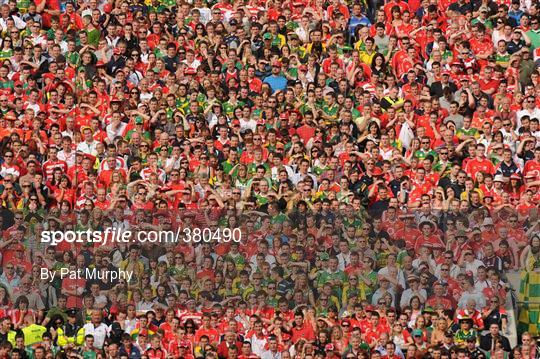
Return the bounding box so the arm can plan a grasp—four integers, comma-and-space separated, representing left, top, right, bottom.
422, 306, 436, 314
359, 343, 370, 351
413, 329, 423, 337
135, 116, 143, 124
263, 32, 272, 40
318, 252, 329, 261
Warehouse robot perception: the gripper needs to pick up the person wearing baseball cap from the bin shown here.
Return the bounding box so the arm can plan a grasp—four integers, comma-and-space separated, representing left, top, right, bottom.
411, 328, 426, 347
57, 308, 85, 348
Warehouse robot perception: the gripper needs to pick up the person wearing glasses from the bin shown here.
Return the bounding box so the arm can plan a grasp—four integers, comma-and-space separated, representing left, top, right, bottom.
517, 95, 540, 128
0, 151, 20, 180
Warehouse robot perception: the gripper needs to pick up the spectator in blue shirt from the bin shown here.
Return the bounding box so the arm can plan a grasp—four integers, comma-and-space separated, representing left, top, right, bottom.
349, 3, 371, 40
264, 61, 288, 93
508, 0, 525, 25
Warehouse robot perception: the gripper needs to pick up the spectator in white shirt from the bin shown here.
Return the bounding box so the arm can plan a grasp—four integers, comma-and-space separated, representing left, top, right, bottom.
261, 336, 281, 359
83, 310, 110, 350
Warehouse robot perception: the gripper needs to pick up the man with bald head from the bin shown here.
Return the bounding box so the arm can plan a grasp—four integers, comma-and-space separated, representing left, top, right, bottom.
82, 310, 109, 350
217, 330, 242, 359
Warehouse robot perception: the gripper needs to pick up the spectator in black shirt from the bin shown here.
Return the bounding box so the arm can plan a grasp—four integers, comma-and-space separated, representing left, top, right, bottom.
369, 185, 390, 218
448, 0, 474, 15
480, 323, 511, 352
482, 243, 504, 273
0, 317, 15, 346
496, 149, 519, 177
483, 296, 508, 330
507, 29, 529, 54
450, 170, 467, 198
162, 43, 179, 73
368, 217, 391, 241
439, 163, 462, 190
389, 170, 407, 198
466, 337, 486, 359
105, 47, 126, 76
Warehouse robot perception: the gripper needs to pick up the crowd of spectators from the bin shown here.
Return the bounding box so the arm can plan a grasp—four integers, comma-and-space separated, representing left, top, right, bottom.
1, 0, 540, 357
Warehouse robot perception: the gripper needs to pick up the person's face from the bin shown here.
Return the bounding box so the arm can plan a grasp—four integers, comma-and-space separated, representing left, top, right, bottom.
1, 318, 11, 332
489, 324, 500, 336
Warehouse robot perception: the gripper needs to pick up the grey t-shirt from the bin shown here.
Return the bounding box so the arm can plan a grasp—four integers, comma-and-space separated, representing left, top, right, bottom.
445, 114, 465, 129
374, 34, 390, 53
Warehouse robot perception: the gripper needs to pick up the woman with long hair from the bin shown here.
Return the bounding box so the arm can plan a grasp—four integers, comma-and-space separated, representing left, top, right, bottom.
193, 154, 214, 181
293, 273, 315, 307
11, 295, 35, 329
0, 37, 14, 61
0, 285, 11, 317
412, 314, 431, 342
386, 127, 403, 152
458, 90, 475, 117
129, 288, 142, 307
194, 23, 207, 44
430, 317, 450, 346
405, 138, 421, 162
184, 318, 198, 342
432, 187, 447, 211
46, 168, 64, 193
358, 121, 381, 150
408, 297, 424, 330
58, 199, 76, 223
490, 131, 505, 150
371, 53, 390, 78
138, 274, 154, 297
52, 175, 75, 208
150, 262, 169, 289
330, 325, 349, 353
392, 321, 413, 351
508, 174, 523, 198
218, 276, 238, 301
512, 346, 523, 359
52, 251, 74, 272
